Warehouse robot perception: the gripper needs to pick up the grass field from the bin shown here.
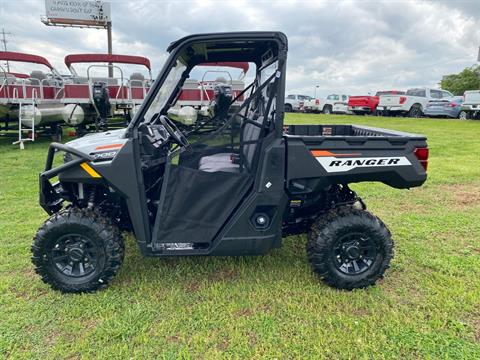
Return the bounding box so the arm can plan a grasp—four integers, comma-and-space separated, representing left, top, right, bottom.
0, 114, 479, 359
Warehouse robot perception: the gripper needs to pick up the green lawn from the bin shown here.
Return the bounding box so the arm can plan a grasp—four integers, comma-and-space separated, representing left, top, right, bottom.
1, 115, 479, 359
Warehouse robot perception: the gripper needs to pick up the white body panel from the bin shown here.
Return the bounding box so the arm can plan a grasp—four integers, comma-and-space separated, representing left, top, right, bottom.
304, 94, 349, 113
378, 88, 453, 114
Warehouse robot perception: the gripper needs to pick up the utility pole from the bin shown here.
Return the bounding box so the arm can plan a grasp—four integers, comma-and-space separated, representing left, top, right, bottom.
1, 28, 12, 72
107, 21, 113, 78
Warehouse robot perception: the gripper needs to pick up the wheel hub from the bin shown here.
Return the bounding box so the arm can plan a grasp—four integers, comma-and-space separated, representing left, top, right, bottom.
345, 245, 360, 259
51, 234, 98, 278
333, 233, 378, 275
67, 246, 85, 262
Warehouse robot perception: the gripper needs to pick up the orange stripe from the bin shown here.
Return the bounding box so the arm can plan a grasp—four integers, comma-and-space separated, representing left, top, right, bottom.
80, 163, 102, 178
95, 143, 124, 151
311, 150, 361, 157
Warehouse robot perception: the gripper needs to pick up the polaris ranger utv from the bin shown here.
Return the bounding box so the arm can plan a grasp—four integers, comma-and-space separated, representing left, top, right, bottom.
32, 32, 429, 293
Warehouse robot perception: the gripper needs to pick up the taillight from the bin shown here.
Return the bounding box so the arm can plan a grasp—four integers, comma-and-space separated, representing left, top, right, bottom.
414, 147, 429, 171
399, 96, 407, 104
315, 99, 320, 105
447, 102, 456, 107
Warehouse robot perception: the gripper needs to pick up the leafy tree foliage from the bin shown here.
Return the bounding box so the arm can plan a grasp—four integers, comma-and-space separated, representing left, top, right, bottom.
440, 65, 480, 95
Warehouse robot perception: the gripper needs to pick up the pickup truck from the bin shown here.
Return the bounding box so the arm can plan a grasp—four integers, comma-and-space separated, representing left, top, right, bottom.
285, 94, 313, 112
32, 31, 429, 294
459, 90, 480, 120
377, 88, 454, 118
348, 90, 405, 115
304, 94, 349, 114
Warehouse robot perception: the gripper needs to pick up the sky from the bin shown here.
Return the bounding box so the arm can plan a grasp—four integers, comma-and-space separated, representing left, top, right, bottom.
0, 0, 479, 98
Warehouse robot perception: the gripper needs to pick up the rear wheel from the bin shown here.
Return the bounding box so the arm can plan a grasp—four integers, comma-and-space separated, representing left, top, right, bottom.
323, 105, 332, 114
306, 207, 394, 290
458, 111, 469, 120
408, 105, 422, 118
284, 104, 293, 112
31, 207, 125, 293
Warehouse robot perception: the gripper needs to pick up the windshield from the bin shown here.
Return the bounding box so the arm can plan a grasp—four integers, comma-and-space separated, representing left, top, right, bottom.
144, 59, 187, 123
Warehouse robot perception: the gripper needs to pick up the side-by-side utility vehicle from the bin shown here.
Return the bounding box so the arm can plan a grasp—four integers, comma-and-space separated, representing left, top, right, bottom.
32, 32, 429, 293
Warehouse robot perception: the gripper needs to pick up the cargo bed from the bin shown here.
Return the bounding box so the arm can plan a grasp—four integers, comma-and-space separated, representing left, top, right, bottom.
284, 124, 428, 190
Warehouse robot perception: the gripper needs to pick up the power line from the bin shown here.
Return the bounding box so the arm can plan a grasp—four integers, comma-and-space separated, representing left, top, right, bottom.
1, 28, 12, 72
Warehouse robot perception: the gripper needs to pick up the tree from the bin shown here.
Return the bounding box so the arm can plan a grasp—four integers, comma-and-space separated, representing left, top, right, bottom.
440, 65, 480, 96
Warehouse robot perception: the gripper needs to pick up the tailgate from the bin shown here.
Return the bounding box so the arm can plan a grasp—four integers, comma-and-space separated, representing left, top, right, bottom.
464, 90, 480, 105
378, 95, 402, 106
285, 124, 428, 190
348, 96, 372, 106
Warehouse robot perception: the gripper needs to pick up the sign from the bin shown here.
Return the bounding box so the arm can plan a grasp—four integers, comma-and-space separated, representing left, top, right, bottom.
44, 0, 111, 27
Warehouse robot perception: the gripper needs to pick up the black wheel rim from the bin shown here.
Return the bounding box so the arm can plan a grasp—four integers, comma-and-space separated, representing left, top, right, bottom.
50, 234, 100, 278
332, 232, 378, 275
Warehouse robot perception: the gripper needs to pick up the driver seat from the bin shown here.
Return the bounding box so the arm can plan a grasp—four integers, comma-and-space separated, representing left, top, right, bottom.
198, 115, 264, 173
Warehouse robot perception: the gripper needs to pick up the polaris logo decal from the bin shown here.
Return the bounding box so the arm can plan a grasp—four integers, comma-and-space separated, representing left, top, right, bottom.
315, 156, 411, 173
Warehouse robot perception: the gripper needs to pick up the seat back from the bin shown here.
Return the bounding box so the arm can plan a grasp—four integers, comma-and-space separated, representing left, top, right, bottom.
241, 114, 264, 171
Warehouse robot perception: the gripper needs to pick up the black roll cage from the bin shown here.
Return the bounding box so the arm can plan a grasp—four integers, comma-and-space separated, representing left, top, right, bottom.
126, 32, 288, 139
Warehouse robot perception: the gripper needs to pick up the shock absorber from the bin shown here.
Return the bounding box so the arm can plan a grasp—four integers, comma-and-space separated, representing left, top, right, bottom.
87, 185, 96, 208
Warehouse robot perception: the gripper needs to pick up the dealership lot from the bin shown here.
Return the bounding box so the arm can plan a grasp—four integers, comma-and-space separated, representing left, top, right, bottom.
0, 114, 479, 358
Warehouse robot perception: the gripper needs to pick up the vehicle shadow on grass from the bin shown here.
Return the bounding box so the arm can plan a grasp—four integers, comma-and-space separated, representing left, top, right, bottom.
114, 234, 315, 294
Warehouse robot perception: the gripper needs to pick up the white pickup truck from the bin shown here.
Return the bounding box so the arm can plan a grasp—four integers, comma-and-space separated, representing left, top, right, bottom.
377, 88, 454, 118
284, 94, 313, 112
459, 90, 480, 120
304, 94, 349, 114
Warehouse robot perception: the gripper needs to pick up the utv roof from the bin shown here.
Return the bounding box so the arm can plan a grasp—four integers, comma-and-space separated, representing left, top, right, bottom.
167, 31, 288, 53
65, 54, 151, 70
199, 62, 249, 73
0, 51, 54, 69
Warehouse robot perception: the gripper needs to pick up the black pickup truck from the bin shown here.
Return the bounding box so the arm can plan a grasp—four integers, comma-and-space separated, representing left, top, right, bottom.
32, 32, 428, 293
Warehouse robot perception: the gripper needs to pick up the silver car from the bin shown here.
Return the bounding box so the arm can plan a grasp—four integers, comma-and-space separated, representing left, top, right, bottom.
424, 96, 463, 118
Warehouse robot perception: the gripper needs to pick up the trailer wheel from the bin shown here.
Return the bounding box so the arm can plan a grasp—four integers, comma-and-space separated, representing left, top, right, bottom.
458, 111, 469, 120
31, 207, 125, 293
306, 207, 394, 290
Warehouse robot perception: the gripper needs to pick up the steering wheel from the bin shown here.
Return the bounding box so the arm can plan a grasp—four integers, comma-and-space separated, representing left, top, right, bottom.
158, 115, 190, 148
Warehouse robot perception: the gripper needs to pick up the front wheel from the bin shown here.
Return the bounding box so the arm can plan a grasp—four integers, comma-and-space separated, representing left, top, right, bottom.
306, 207, 394, 290
284, 104, 293, 112
323, 105, 332, 114
31, 208, 125, 293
